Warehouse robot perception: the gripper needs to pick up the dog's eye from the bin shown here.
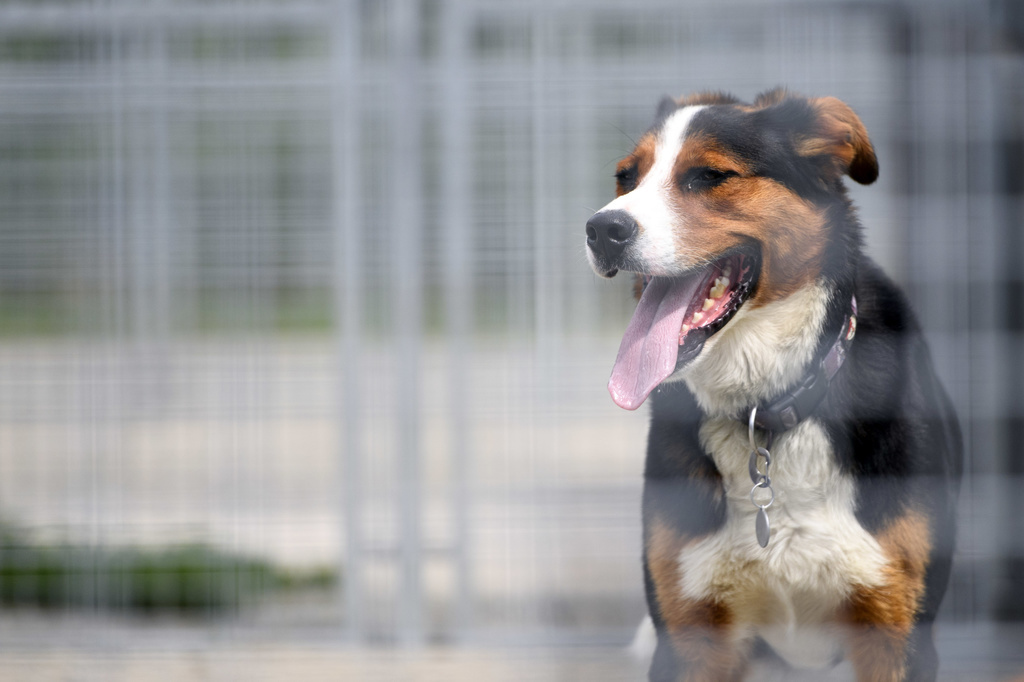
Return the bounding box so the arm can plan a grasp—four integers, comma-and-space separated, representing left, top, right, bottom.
615, 165, 639, 193
684, 167, 736, 191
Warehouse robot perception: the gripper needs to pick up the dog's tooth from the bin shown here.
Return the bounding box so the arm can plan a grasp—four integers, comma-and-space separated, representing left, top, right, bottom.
691, 311, 704, 324
702, 298, 715, 311
709, 276, 731, 300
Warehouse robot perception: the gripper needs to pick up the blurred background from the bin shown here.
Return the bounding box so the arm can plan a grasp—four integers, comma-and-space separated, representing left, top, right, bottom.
0, 0, 1021, 680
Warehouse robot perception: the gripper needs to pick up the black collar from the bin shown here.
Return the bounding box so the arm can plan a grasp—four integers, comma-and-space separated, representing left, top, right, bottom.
747, 296, 857, 434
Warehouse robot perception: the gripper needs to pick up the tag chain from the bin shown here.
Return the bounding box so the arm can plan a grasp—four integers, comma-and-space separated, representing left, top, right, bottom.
748, 407, 774, 548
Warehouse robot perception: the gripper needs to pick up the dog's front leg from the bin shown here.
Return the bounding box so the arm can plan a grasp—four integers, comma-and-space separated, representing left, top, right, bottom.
648, 615, 749, 682
644, 519, 748, 682
843, 511, 934, 682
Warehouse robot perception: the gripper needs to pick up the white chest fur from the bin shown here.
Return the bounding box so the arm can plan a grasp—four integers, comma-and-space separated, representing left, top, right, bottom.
677, 417, 889, 669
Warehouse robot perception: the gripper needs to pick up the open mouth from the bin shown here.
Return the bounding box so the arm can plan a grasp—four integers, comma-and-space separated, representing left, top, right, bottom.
607, 249, 759, 410
673, 250, 758, 370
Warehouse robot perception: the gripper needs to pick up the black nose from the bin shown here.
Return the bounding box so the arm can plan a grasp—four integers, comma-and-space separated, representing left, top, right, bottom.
586, 210, 638, 264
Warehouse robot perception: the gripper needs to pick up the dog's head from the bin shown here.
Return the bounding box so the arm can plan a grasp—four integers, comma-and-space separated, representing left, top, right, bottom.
587, 89, 877, 410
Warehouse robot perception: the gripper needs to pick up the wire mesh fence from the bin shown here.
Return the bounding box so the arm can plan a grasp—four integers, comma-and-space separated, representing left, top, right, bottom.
0, 0, 1021, 674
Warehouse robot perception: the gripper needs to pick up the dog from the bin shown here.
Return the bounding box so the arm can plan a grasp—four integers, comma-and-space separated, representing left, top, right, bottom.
584, 89, 961, 681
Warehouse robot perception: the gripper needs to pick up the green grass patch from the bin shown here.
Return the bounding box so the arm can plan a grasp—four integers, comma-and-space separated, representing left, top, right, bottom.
0, 522, 337, 614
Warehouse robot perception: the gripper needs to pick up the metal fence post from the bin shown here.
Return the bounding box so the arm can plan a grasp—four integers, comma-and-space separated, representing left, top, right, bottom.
392, 0, 425, 646
332, 0, 366, 643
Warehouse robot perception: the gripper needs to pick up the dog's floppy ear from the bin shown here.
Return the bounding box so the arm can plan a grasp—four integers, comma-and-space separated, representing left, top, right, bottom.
801, 96, 878, 185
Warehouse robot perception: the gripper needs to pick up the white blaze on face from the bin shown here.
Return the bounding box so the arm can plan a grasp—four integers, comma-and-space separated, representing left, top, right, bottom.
594, 105, 706, 276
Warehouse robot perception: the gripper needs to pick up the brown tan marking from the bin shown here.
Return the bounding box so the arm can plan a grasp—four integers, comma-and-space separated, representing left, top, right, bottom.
632, 275, 644, 301
615, 134, 656, 197
668, 129, 831, 305
844, 511, 932, 682
672, 133, 752, 181
676, 91, 743, 108
647, 519, 748, 682
800, 96, 879, 185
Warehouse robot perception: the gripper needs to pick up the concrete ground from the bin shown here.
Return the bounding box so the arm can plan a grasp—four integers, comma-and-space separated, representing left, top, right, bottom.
0, 611, 1021, 682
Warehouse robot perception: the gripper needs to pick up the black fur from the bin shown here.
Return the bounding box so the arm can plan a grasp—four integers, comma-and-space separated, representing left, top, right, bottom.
634, 91, 962, 680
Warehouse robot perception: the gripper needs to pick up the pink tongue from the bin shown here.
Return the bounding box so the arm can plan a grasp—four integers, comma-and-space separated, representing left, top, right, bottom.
608, 276, 702, 410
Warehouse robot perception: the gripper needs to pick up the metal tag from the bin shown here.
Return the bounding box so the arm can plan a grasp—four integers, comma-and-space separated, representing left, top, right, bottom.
755, 507, 771, 547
